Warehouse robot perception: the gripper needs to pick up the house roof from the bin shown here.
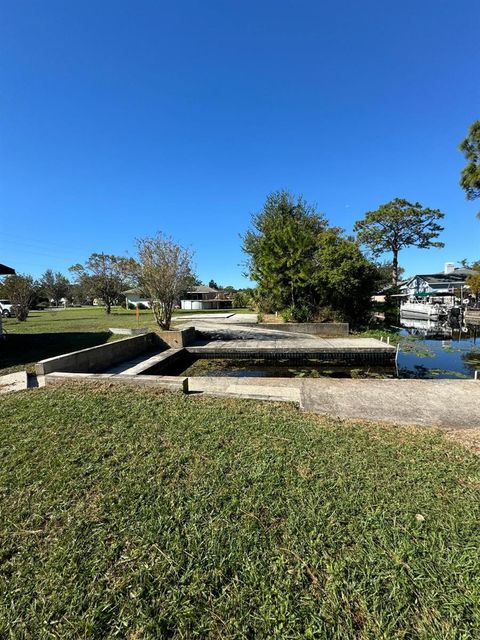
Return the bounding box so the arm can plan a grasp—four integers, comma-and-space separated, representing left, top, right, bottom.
122, 288, 145, 295
404, 268, 475, 288
0, 263, 15, 275
186, 285, 220, 294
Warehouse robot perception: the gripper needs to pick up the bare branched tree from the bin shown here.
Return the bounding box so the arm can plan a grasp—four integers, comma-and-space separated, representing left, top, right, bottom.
2, 274, 36, 321
136, 233, 195, 330
69, 253, 135, 314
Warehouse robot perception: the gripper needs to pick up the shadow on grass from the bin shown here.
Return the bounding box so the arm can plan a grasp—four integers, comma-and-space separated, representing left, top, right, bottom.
0, 331, 112, 372
28, 311, 142, 322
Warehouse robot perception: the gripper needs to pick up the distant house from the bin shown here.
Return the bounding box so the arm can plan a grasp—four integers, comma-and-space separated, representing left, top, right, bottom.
399, 263, 475, 299
122, 288, 152, 309
181, 285, 233, 310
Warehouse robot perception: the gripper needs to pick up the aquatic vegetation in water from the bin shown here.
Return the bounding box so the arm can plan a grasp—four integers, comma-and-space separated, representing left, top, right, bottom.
350, 368, 393, 379
462, 346, 480, 367
398, 365, 468, 379
399, 336, 435, 358
288, 368, 321, 378
183, 359, 395, 379
398, 365, 431, 379
428, 369, 469, 379
442, 345, 465, 353
464, 355, 480, 366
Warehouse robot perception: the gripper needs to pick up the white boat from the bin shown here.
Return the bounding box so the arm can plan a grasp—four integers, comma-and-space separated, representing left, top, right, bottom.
400, 300, 448, 319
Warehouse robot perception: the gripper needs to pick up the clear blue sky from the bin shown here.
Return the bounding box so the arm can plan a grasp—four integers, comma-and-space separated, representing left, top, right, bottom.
1, 0, 479, 287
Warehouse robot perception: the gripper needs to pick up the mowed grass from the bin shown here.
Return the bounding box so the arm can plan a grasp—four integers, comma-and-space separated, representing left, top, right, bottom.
0, 307, 251, 375
1, 386, 480, 638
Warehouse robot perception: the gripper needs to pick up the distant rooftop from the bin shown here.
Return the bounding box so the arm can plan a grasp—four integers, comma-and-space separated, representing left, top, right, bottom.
187, 285, 221, 294
122, 288, 145, 295
0, 263, 15, 275
412, 268, 475, 285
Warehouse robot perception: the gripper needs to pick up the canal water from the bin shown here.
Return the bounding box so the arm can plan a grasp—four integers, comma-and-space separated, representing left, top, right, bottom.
177, 318, 480, 380
159, 316, 480, 380
396, 317, 480, 379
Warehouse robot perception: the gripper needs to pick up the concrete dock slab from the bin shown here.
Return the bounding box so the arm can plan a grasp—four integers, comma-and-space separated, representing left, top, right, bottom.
188, 376, 480, 429
174, 313, 257, 324
300, 378, 480, 429
179, 321, 396, 360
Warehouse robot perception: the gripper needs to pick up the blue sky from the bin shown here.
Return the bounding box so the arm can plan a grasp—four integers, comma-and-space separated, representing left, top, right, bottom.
1, 0, 479, 287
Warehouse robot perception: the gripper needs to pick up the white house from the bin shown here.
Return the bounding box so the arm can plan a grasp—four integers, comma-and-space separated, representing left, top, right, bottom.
181, 285, 233, 310
399, 263, 475, 300
122, 288, 152, 309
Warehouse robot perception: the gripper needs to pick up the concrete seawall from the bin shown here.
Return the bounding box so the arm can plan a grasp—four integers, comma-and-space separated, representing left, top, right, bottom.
159, 326, 196, 348
35, 332, 161, 376
35, 327, 198, 376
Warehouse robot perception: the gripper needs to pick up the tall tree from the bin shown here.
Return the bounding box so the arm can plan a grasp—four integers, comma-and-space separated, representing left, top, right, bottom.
208, 279, 219, 290
40, 269, 70, 306
374, 261, 405, 290
459, 120, 480, 219
354, 198, 444, 286
314, 229, 380, 325
242, 190, 378, 326
69, 253, 134, 314
2, 274, 36, 321
136, 233, 196, 330
242, 190, 327, 314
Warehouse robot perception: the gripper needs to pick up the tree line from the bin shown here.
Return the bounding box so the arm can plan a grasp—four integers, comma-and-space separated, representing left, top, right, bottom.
0, 234, 197, 329
242, 191, 447, 327
240, 118, 480, 326
0, 233, 252, 329
2, 195, 477, 330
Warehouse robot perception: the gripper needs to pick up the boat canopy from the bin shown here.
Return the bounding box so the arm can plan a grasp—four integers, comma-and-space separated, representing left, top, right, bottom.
414, 291, 454, 298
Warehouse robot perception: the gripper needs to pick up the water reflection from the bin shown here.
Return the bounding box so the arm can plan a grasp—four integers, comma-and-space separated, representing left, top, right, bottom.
397, 313, 479, 379
398, 316, 453, 338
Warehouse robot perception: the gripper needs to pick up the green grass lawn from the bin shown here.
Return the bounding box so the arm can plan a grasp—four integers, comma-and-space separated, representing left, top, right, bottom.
1, 386, 480, 638
0, 307, 252, 375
